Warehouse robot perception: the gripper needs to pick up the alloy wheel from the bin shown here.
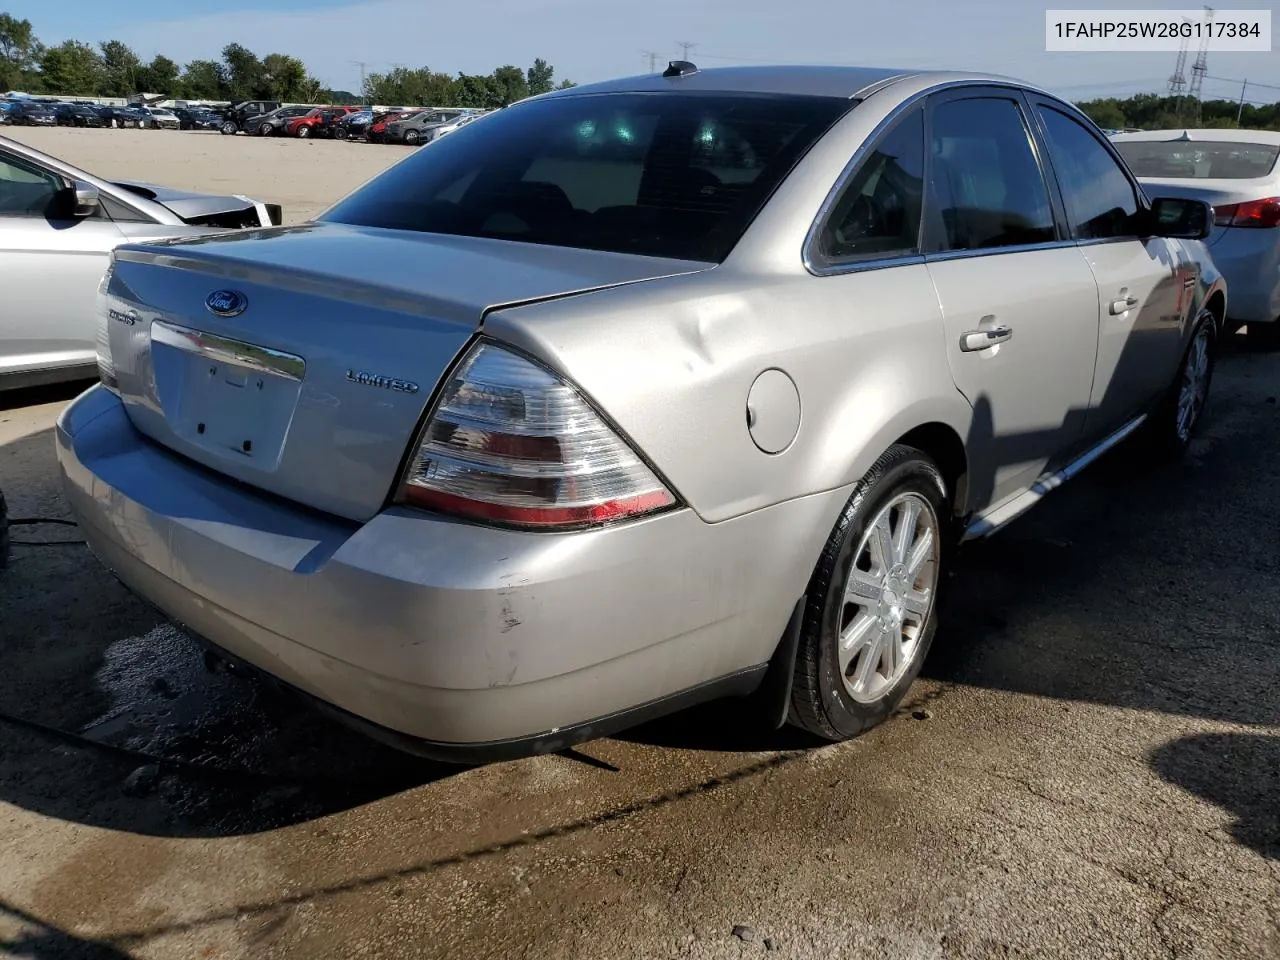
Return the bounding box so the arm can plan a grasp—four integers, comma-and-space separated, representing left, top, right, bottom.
838, 492, 940, 704
1176, 322, 1212, 443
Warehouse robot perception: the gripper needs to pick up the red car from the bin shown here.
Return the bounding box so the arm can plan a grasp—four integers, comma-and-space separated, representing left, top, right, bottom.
366, 110, 417, 144
286, 106, 356, 139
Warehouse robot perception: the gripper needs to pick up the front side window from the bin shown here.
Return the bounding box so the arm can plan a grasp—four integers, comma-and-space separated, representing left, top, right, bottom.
1037, 106, 1141, 240
818, 107, 925, 263
0, 151, 62, 217
322, 92, 852, 262
928, 96, 1056, 252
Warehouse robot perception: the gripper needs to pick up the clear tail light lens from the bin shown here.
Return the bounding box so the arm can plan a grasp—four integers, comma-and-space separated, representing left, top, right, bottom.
1213, 197, 1280, 229
397, 341, 677, 529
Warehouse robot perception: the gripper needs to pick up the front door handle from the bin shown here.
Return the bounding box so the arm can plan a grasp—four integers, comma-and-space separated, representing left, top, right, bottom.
1110, 295, 1140, 315
959, 325, 1013, 352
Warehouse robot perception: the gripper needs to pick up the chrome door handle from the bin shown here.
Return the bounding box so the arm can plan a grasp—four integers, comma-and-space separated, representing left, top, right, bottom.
959, 325, 1013, 352
1110, 296, 1140, 315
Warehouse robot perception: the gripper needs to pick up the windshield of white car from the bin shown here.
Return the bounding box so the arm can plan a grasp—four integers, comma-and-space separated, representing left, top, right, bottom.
1114, 140, 1280, 179
322, 92, 853, 262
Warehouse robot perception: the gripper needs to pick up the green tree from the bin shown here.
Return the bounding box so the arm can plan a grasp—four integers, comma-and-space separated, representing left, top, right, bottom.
0, 13, 40, 90
454, 72, 501, 108
221, 42, 265, 100
526, 57, 554, 96
98, 39, 140, 96
262, 51, 307, 100
137, 54, 179, 96
490, 64, 528, 106
364, 66, 457, 106
556, 78, 575, 90
38, 39, 102, 95
179, 59, 225, 100
1076, 99, 1126, 129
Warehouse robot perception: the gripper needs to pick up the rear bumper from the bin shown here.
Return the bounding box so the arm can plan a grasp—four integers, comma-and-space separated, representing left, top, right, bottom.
57, 385, 841, 754
1209, 226, 1280, 324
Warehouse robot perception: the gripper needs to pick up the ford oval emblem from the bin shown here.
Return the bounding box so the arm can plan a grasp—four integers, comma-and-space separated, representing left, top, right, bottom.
205, 289, 248, 317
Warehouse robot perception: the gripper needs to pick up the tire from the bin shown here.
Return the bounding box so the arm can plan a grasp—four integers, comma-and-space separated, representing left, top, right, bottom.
296, 125, 310, 138
256, 123, 270, 136
1248, 320, 1280, 351
1147, 308, 1217, 457
404, 129, 419, 144
788, 445, 948, 741
221, 121, 237, 135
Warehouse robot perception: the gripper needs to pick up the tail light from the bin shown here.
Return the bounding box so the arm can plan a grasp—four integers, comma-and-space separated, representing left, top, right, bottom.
396, 340, 677, 529
1213, 197, 1280, 229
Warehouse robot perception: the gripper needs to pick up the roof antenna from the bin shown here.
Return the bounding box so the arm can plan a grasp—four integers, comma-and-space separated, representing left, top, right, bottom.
663, 60, 698, 78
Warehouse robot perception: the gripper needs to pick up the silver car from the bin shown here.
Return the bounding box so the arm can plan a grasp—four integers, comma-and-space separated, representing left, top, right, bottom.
1110, 129, 1279, 346
0, 134, 282, 389
59, 65, 1224, 762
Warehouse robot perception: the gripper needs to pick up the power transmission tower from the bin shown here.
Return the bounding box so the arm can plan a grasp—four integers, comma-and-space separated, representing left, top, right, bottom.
349, 60, 368, 103
1187, 6, 1213, 123
1167, 30, 1189, 97
675, 41, 697, 61
641, 50, 660, 73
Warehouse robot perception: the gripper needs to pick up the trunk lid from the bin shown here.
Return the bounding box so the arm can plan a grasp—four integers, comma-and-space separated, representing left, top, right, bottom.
103, 222, 711, 521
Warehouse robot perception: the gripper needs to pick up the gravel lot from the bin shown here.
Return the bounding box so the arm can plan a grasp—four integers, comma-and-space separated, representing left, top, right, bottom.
0, 126, 1277, 960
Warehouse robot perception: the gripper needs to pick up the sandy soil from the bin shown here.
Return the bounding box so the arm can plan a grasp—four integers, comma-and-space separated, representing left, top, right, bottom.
3, 126, 407, 223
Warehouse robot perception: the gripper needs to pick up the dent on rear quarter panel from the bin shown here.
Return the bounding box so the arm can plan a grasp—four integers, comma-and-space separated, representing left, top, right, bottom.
482, 264, 975, 526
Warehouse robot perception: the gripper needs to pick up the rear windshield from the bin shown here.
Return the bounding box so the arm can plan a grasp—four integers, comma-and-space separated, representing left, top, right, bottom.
1114, 139, 1280, 179
321, 92, 853, 261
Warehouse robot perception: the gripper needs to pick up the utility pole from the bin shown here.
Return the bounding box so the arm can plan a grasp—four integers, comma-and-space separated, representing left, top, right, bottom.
675, 40, 697, 61
641, 50, 660, 73
1236, 78, 1248, 126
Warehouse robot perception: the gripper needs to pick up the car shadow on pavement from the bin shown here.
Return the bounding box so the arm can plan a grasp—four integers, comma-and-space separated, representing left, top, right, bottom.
1148, 732, 1280, 860
0, 897, 133, 960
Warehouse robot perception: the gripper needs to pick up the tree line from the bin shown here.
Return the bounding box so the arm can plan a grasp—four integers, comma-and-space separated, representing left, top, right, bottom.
0, 11, 573, 107
1061, 92, 1279, 132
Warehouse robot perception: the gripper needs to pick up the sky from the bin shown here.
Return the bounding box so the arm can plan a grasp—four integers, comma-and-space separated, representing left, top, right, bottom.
5, 0, 1279, 104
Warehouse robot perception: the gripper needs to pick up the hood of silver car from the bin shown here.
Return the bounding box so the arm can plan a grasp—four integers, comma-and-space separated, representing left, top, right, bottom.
110, 180, 275, 224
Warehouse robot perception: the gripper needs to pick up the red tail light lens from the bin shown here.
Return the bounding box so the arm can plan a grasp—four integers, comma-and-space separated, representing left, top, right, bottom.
397, 341, 677, 529
1213, 197, 1280, 229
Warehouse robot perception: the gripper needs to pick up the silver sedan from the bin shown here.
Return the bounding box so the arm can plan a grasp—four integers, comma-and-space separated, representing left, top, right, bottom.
0, 134, 282, 390
59, 64, 1225, 762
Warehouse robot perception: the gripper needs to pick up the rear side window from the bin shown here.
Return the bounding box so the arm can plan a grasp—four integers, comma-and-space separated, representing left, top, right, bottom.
927, 97, 1056, 252
1037, 106, 1141, 239
322, 92, 852, 262
819, 107, 925, 263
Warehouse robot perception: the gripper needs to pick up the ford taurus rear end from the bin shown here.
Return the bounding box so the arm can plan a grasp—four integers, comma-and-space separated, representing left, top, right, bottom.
57, 81, 856, 759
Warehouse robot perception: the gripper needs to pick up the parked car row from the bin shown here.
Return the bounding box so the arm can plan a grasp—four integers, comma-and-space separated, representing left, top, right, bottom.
0, 98, 186, 130
210, 99, 490, 144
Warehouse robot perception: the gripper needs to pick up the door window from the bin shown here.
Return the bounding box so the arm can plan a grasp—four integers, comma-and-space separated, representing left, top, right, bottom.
1036, 106, 1142, 240
928, 97, 1056, 252
818, 107, 925, 263
0, 152, 62, 217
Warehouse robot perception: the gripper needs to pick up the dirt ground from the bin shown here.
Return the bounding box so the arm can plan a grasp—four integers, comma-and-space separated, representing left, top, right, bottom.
0, 126, 1277, 960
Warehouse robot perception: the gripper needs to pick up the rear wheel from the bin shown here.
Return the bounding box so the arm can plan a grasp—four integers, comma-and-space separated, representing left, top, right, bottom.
788, 445, 947, 741
1148, 308, 1216, 456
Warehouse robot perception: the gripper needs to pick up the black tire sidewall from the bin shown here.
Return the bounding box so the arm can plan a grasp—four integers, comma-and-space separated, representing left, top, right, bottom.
810, 452, 948, 739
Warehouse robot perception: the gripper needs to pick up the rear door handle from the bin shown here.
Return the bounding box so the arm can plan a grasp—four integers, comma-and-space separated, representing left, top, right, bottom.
959, 325, 1013, 352
1110, 296, 1140, 315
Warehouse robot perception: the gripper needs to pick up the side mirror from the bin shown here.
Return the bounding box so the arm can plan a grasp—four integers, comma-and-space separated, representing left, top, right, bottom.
70, 180, 100, 217
1148, 197, 1213, 240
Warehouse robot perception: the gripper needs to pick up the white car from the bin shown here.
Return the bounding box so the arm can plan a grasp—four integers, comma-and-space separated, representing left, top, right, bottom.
0, 134, 281, 389
1111, 130, 1280, 345
140, 107, 181, 130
